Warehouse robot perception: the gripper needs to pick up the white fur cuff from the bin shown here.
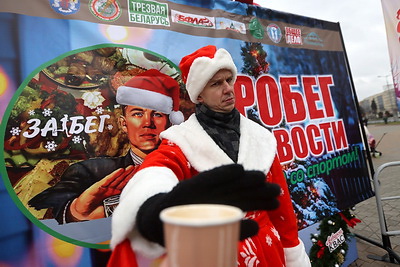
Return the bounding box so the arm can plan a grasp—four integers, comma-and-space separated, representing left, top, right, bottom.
284, 239, 311, 267
110, 166, 179, 255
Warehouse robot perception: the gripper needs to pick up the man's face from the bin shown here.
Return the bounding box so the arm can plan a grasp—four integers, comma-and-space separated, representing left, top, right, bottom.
120, 105, 169, 155
197, 69, 235, 113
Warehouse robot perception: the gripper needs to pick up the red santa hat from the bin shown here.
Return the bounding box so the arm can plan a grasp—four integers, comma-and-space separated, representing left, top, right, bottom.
179, 45, 237, 104
116, 69, 184, 125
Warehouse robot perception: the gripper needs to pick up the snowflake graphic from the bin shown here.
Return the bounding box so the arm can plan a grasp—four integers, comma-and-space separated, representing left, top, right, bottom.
271, 227, 280, 240
107, 124, 113, 130
245, 211, 259, 220
240, 239, 259, 267
44, 141, 58, 152
42, 108, 52, 117
72, 136, 82, 144
95, 107, 104, 114
10, 127, 21, 136
28, 110, 35, 116
265, 235, 272, 246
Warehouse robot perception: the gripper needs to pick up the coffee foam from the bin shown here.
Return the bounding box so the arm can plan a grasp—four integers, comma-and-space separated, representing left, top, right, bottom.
160, 204, 243, 227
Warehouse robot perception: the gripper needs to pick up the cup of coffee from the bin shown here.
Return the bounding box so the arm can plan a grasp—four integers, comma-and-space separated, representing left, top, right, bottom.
160, 204, 243, 267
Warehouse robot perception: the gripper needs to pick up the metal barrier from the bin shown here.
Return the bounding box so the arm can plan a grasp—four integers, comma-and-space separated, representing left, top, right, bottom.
355, 161, 400, 264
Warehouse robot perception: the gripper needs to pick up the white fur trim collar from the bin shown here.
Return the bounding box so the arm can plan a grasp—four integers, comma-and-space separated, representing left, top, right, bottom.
160, 114, 277, 173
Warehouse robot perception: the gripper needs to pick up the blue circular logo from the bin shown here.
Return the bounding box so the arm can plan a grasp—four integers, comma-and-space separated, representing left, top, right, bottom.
266, 23, 282, 43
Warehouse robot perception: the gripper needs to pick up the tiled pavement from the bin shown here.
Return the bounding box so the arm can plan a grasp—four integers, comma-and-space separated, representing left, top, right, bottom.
347, 123, 400, 266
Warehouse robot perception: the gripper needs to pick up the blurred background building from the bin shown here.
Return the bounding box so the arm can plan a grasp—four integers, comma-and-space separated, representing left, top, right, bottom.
359, 83, 399, 122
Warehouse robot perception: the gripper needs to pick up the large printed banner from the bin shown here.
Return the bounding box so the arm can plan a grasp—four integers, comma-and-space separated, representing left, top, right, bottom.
381, 0, 400, 111
0, 0, 373, 249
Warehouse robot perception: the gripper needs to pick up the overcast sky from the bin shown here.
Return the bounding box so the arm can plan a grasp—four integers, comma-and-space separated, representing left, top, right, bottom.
254, 0, 392, 101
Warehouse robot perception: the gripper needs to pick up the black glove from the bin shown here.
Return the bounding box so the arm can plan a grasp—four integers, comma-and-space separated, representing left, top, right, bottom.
136, 164, 281, 246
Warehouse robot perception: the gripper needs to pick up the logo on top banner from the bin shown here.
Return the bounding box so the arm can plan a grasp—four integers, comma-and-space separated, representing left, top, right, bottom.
128, 0, 170, 26
266, 23, 282, 43
216, 18, 246, 34
49, 0, 80, 15
305, 32, 324, 47
249, 18, 264, 39
89, 0, 121, 21
171, 10, 215, 28
285, 26, 303, 45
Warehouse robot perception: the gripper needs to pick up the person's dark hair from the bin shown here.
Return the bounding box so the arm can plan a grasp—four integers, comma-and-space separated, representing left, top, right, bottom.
121, 105, 127, 116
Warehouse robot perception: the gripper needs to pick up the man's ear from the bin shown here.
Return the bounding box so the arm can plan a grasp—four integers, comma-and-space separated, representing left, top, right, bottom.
197, 94, 204, 103
119, 116, 128, 133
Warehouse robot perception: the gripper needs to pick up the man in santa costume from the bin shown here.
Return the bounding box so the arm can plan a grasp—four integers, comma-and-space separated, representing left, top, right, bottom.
109, 46, 311, 267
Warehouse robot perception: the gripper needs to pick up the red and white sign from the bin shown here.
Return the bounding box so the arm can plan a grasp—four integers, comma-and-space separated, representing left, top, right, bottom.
171, 10, 215, 28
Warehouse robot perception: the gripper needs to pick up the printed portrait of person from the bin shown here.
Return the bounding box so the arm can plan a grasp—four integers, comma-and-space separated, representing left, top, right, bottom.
28, 69, 184, 224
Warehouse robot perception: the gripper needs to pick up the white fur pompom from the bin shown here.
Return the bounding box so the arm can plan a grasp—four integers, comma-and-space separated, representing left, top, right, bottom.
169, 111, 184, 125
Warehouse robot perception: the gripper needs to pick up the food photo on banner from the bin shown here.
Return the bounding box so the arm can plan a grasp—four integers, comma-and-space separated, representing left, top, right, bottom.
0, 0, 373, 266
